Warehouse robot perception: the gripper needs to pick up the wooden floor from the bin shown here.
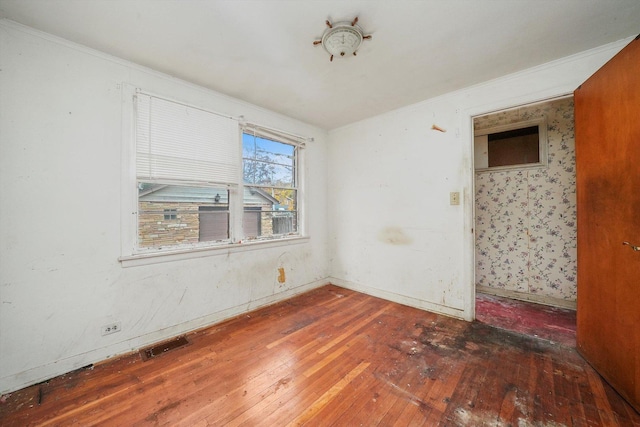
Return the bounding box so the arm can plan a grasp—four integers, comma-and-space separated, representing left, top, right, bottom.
1, 285, 638, 426
475, 293, 577, 348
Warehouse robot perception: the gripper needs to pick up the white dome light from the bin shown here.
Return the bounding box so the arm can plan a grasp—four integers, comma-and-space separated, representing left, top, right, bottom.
313, 17, 372, 62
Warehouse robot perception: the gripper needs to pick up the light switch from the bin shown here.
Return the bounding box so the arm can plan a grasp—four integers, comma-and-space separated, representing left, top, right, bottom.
450, 192, 460, 205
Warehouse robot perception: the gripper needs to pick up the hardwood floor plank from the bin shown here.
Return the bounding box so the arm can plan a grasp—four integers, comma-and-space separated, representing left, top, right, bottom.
314, 305, 392, 354
312, 311, 423, 426
441, 364, 490, 425
303, 341, 356, 378
287, 361, 370, 426
252, 327, 379, 425
406, 361, 465, 425
1, 285, 638, 426
263, 293, 369, 350
585, 366, 620, 426
603, 382, 640, 426
315, 373, 382, 426
220, 347, 356, 425
211, 318, 375, 425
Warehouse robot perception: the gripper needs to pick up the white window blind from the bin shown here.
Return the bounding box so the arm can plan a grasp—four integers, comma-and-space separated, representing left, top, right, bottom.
136, 93, 239, 184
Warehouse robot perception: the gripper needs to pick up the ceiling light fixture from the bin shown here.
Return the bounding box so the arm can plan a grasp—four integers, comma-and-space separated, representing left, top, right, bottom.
313, 17, 371, 62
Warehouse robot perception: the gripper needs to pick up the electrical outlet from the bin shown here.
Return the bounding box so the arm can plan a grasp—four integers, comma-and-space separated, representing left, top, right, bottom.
101, 322, 122, 336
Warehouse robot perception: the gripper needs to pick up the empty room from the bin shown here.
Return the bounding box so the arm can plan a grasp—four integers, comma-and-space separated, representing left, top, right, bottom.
1, 1, 639, 425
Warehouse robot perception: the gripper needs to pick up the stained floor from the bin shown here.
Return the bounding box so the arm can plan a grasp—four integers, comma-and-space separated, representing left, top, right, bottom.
1, 285, 637, 426
475, 292, 577, 347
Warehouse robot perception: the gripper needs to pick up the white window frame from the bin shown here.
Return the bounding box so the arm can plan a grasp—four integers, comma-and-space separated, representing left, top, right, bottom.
474, 117, 548, 173
119, 85, 308, 267
241, 123, 305, 241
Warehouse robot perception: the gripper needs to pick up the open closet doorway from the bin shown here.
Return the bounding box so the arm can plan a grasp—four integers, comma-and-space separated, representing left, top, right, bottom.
473, 97, 577, 346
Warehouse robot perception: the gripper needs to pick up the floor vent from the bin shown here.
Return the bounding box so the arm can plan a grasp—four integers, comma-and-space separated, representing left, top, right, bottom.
140, 336, 190, 361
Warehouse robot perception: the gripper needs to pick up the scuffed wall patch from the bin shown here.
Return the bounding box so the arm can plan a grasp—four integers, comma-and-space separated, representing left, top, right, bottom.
378, 227, 413, 245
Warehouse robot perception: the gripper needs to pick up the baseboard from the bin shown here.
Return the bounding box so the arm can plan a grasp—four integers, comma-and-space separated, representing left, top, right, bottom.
1, 278, 329, 395
330, 277, 466, 320
476, 285, 576, 310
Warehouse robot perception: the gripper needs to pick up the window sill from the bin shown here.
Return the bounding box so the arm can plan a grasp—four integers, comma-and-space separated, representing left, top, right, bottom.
474, 162, 548, 174
119, 236, 310, 268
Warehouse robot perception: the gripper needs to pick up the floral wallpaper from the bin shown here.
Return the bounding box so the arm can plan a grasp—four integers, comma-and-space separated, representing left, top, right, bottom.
474, 98, 577, 302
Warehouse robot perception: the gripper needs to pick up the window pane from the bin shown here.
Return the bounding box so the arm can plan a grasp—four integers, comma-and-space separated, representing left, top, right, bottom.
243, 133, 294, 161
242, 131, 299, 240
243, 207, 261, 239
243, 186, 297, 239
243, 160, 293, 187
488, 126, 540, 167
138, 183, 229, 248
242, 210, 298, 240
271, 211, 297, 235
243, 133, 295, 187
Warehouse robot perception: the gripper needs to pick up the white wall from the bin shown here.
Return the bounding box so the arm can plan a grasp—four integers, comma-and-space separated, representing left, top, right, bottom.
328, 99, 468, 318
0, 21, 329, 394
328, 37, 631, 321
1, 17, 633, 395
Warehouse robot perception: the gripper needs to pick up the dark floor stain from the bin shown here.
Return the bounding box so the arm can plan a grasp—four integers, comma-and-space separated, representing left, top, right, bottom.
145, 400, 182, 422
420, 367, 437, 380
274, 377, 291, 392
414, 397, 432, 412
387, 343, 419, 356
411, 320, 552, 361
281, 316, 316, 335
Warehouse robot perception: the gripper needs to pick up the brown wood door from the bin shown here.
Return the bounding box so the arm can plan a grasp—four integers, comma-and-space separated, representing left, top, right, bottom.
575, 35, 640, 412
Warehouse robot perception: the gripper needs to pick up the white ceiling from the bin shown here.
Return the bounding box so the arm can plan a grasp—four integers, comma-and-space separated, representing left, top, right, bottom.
1, 0, 639, 130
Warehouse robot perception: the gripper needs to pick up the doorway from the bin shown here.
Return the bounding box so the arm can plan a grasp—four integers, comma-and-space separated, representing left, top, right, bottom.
473, 97, 577, 344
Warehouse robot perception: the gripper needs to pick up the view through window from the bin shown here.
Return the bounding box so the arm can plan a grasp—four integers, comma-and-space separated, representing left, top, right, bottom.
242, 132, 298, 240
132, 91, 303, 253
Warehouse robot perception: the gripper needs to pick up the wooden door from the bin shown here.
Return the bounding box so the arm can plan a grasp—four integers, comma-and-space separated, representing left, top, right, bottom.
575, 35, 640, 412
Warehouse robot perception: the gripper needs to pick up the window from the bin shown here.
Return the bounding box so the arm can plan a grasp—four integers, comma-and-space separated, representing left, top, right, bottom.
242, 127, 301, 240
122, 87, 307, 260
138, 185, 230, 248
474, 118, 548, 172
134, 92, 237, 252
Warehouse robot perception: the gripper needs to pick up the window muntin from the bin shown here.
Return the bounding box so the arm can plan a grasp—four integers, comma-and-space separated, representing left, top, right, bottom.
163, 209, 177, 220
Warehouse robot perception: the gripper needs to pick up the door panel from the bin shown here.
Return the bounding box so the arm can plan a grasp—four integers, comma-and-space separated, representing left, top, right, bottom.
575, 36, 640, 412
199, 207, 229, 242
